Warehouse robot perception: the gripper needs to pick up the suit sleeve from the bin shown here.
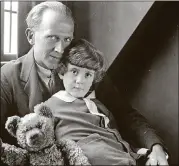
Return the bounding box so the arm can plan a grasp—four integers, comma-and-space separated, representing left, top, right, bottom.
96, 74, 166, 150
0, 64, 14, 140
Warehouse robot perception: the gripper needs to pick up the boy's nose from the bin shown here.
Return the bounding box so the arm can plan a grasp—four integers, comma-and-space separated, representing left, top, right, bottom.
76, 75, 84, 84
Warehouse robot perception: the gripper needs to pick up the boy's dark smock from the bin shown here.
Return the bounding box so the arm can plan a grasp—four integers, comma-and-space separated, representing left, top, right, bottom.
44, 95, 139, 165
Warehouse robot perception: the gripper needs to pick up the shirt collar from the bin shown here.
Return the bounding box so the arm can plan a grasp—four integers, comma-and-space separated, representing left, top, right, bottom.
36, 62, 51, 78
53, 90, 109, 128
53, 90, 96, 102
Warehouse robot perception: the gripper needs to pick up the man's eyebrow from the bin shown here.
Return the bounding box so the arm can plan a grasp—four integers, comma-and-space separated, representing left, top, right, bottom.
45, 33, 59, 36
44, 34, 55, 38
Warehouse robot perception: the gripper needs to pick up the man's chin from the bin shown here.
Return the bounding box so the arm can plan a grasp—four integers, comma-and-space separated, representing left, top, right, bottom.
45, 60, 61, 70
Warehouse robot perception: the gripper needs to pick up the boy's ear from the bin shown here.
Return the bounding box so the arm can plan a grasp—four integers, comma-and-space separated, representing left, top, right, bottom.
25, 28, 35, 45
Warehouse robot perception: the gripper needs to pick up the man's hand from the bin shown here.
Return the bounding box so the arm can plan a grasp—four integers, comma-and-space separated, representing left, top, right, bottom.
146, 144, 169, 165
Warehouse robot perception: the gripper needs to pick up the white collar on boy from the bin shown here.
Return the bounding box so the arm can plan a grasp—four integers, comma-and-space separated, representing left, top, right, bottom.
53, 90, 96, 102
53, 90, 109, 128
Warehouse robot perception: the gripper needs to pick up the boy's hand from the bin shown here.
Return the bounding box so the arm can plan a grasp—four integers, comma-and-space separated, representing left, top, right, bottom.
146, 144, 169, 165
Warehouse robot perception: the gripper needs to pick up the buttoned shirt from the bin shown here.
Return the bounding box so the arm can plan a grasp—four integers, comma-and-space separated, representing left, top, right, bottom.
35, 62, 52, 91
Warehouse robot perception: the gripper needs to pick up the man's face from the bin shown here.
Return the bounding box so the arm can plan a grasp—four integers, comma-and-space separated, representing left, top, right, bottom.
61, 63, 95, 98
32, 9, 74, 69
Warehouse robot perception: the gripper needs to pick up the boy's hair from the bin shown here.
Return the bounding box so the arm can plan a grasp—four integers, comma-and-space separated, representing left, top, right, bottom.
60, 39, 106, 83
26, 1, 74, 31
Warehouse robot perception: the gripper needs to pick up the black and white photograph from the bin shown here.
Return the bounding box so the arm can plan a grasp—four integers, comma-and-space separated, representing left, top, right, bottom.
0, 1, 178, 165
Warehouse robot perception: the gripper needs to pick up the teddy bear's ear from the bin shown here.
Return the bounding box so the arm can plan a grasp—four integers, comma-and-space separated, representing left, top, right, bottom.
34, 103, 53, 118
5, 116, 21, 137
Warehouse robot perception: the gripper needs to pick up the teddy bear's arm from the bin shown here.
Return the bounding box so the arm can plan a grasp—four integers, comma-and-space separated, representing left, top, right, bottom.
57, 139, 91, 165
1, 142, 28, 166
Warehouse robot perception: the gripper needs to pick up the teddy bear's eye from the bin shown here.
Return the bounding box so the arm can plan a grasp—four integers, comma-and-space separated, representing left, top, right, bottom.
25, 128, 30, 132
37, 123, 42, 129
25, 127, 33, 132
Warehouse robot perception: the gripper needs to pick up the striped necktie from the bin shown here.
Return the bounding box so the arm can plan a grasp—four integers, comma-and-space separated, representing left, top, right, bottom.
48, 69, 62, 95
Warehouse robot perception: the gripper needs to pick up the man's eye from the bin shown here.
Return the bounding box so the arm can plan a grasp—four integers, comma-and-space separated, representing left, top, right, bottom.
48, 35, 59, 41
64, 37, 72, 43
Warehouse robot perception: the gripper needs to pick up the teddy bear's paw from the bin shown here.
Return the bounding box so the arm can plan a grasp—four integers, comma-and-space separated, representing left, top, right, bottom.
1, 143, 28, 166
72, 157, 91, 165
58, 139, 91, 165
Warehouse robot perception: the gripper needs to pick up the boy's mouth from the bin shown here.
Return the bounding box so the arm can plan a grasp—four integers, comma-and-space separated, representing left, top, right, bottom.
74, 87, 83, 91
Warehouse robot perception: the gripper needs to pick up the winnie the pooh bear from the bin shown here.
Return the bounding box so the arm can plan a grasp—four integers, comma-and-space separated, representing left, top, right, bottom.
0, 103, 90, 166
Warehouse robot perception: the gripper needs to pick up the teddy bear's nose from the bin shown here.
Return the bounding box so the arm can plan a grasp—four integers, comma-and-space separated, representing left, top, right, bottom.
30, 133, 39, 140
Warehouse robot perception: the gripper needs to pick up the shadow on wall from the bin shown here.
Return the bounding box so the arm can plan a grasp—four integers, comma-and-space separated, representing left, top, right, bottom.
72, 2, 91, 41
108, 2, 179, 100
107, 2, 178, 164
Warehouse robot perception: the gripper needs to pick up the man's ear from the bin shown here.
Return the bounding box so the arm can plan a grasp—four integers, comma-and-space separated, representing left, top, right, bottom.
25, 28, 35, 45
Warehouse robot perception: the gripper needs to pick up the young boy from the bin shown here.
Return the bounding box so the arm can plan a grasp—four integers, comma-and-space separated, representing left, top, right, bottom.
43, 39, 149, 165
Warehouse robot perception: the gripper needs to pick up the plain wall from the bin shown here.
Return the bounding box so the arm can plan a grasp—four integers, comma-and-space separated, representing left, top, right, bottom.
108, 2, 178, 164
18, 2, 34, 57
73, 1, 153, 68
132, 25, 178, 165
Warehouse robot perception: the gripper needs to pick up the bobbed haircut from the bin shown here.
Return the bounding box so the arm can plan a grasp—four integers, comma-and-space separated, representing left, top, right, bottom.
26, 1, 74, 30
60, 39, 106, 83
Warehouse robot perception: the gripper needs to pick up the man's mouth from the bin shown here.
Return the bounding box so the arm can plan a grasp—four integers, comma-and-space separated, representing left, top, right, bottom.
50, 53, 62, 60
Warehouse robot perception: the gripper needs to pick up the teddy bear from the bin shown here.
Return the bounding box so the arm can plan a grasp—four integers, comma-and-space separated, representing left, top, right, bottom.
0, 103, 91, 166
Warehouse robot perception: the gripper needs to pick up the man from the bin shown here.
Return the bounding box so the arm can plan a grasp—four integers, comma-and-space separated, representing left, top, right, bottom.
1, 1, 168, 165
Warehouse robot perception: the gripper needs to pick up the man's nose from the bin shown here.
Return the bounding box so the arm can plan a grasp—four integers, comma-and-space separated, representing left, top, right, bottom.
54, 41, 64, 54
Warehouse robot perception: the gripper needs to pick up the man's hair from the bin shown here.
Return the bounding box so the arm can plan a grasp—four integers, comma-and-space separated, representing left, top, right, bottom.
60, 39, 106, 83
26, 1, 74, 30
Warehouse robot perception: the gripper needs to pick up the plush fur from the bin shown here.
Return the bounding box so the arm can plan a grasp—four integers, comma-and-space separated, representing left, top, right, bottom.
0, 103, 91, 166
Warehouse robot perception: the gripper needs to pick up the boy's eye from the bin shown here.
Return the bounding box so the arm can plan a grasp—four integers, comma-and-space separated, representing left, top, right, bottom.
85, 72, 92, 78
71, 69, 78, 75
64, 37, 72, 43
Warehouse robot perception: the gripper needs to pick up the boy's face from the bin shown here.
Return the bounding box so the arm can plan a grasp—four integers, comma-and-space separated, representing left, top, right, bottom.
61, 63, 95, 98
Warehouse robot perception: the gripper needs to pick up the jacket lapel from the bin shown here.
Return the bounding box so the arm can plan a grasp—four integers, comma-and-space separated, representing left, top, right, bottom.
20, 48, 43, 112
